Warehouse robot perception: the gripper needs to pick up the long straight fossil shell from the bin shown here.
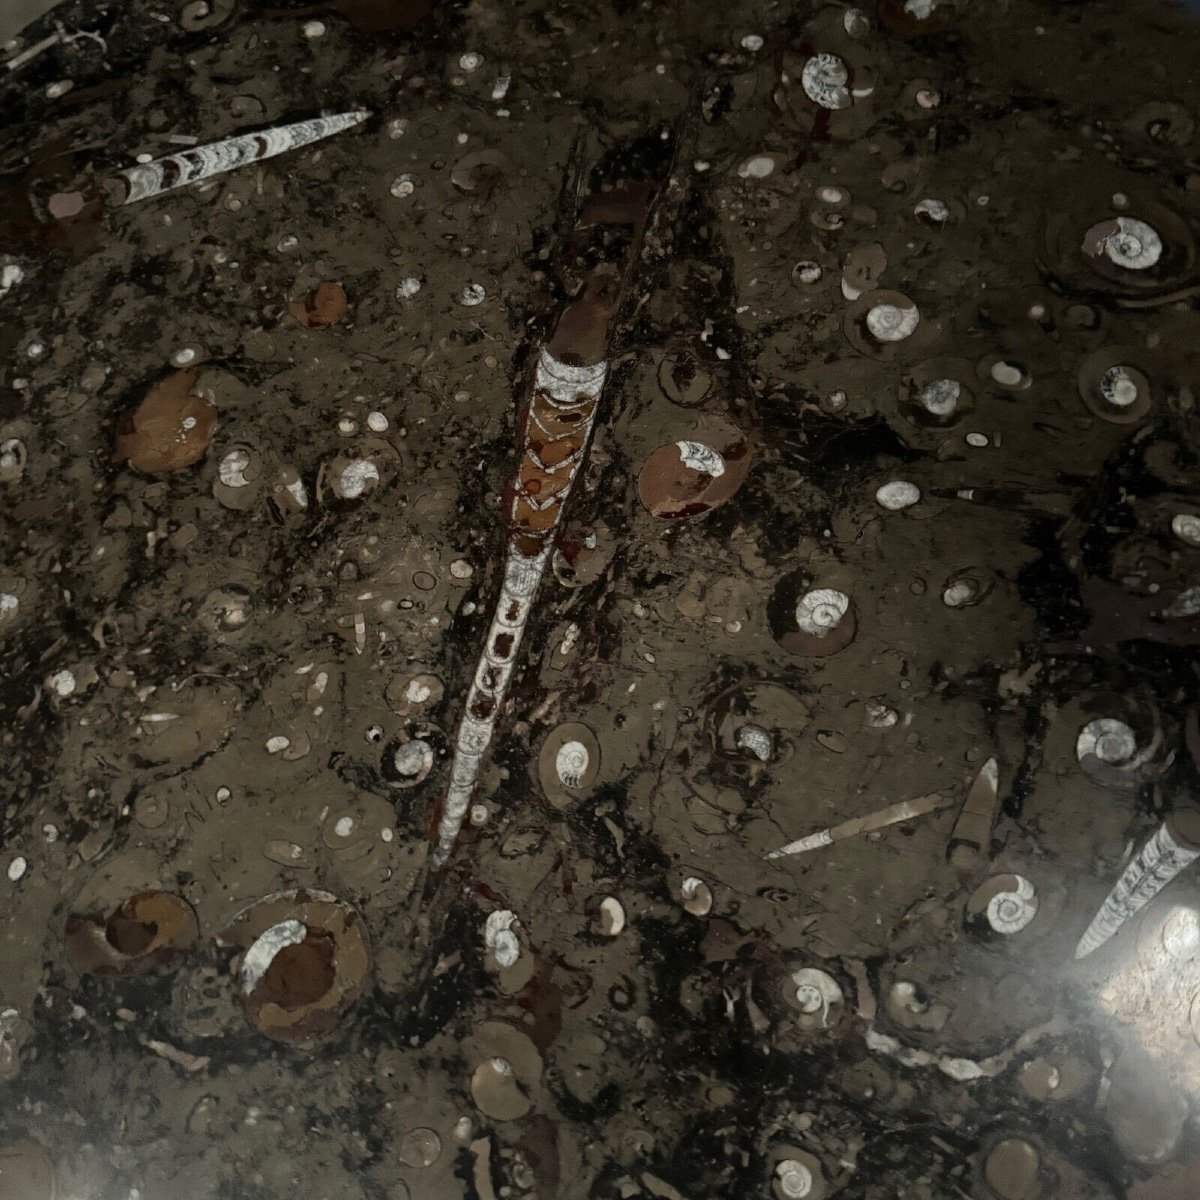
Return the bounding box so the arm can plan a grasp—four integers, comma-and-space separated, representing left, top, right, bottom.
1074, 815, 1200, 958
117, 110, 368, 204
432, 335, 607, 865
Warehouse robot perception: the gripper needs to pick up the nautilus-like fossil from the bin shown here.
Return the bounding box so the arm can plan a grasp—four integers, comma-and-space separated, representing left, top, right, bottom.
985, 875, 1039, 935
554, 740, 590, 789
795, 588, 850, 636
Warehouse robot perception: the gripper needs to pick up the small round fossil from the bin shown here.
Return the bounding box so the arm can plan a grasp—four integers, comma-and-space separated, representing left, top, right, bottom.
680, 876, 713, 917
1076, 718, 1137, 766
796, 588, 850, 636
771, 575, 858, 657
800, 53, 851, 110
1083, 215, 1163, 271
865, 301, 920, 342
783, 967, 844, 1029
985, 875, 1039, 935
537, 722, 600, 806
875, 480, 921, 510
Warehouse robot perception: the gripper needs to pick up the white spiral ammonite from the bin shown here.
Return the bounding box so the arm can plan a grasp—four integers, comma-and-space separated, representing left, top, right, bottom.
1076, 718, 1137, 766
918, 378, 961, 417
1099, 365, 1139, 407
986, 875, 1039, 935
801, 53, 852, 110
1100, 217, 1163, 270
789, 967, 843, 1026
394, 739, 434, 778
555, 740, 590, 788
866, 302, 920, 342
795, 588, 850, 637
776, 1160, 814, 1198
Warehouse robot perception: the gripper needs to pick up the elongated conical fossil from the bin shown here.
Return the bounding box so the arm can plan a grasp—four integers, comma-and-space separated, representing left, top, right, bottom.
117, 110, 367, 204
1075, 810, 1200, 958
432, 292, 611, 865
432, 131, 679, 865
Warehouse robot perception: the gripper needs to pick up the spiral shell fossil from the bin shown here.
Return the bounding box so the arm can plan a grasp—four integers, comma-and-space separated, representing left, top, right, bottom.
801, 53, 851, 110
785, 967, 845, 1029
538, 722, 601, 806
554, 740, 590, 788
1076, 718, 1137, 768
795, 588, 850, 636
985, 875, 1039, 935
484, 910, 521, 968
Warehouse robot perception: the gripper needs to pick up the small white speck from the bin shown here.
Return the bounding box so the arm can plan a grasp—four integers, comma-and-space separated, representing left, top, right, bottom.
302, 19, 326, 37
334, 816, 355, 838
459, 283, 486, 306
265, 735, 290, 754
7, 857, 27, 883
367, 411, 388, 433
459, 51, 483, 72
741, 33, 764, 51
397, 275, 422, 300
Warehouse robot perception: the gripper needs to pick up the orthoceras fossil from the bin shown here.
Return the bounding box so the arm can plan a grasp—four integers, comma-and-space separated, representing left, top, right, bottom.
113, 110, 367, 204
431, 145, 669, 866
1074, 809, 1200, 959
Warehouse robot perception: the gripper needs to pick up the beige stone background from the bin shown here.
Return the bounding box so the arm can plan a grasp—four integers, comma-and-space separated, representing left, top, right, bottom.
2, 0, 60, 46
